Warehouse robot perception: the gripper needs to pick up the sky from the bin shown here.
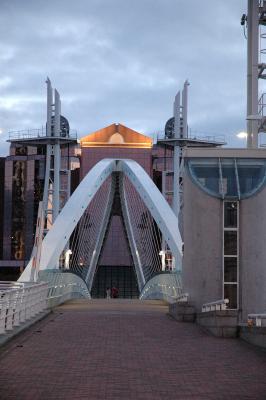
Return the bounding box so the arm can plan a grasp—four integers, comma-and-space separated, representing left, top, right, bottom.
0, 0, 249, 155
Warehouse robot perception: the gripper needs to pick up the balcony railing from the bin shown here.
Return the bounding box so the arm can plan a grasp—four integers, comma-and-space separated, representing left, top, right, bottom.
8, 127, 77, 141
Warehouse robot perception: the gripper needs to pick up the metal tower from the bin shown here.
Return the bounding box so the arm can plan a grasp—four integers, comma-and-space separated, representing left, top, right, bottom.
172, 80, 189, 217
9, 79, 77, 278
9, 79, 77, 232
244, 0, 266, 148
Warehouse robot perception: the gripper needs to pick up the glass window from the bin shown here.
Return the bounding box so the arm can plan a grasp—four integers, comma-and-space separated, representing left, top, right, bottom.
224, 231, 237, 255
188, 158, 222, 196
224, 202, 238, 228
221, 159, 238, 197
224, 257, 237, 282
224, 284, 237, 309
237, 159, 266, 197
188, 157, 266, 200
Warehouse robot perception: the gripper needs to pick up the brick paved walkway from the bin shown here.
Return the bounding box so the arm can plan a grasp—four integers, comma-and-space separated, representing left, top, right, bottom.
0, 299, 266, 400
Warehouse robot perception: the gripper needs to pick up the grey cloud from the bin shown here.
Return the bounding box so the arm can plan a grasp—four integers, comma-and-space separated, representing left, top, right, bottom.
0, 0, 248, 154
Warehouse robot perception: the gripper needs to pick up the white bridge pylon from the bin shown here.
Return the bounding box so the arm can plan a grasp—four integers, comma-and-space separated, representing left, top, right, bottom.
19, 159, 183, 287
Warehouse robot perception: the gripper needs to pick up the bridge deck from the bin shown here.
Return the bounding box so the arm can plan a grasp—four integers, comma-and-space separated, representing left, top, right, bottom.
0, 299, 266, 399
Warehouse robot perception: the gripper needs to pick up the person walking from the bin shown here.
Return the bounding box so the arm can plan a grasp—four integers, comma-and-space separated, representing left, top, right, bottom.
106, 287, 111, 299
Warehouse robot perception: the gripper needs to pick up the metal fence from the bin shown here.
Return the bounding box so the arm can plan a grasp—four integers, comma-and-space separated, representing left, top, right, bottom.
0, 282, 48, 335
0, 271, 90, 336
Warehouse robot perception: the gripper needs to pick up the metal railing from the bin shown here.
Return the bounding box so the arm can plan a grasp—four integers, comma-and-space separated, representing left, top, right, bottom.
0, 282, 48, 335
8, 127, 77, 141
0, 272, 90, 336
38, 270, 90, 307
140, 272, 182, 303
202, 299, 229, 312
175, 292, 189, 303
248, 313, 266, 327
155, 130, 226, 144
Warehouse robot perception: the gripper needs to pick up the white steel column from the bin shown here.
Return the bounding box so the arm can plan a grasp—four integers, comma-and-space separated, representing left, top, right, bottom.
43, 79, 62, 228
247, 0, 259, 148
172, 91, 181, 217
53, 89, 61, 221
182, 80, 189, 138
160, 171, 167, 271
43, 79, 53, 217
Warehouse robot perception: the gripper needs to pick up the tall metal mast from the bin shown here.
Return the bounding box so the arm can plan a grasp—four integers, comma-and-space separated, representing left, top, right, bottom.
10, 79, 77, 281
43, 78, 62, 231
172, 80, 189, 216
245, 0, 266, 148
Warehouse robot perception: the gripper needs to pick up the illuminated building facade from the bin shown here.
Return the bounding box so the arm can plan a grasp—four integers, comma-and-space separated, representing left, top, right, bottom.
0, 123, 172, 290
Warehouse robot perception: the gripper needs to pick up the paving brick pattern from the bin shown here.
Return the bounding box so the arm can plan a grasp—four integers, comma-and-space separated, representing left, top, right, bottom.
0, 299, 266, 400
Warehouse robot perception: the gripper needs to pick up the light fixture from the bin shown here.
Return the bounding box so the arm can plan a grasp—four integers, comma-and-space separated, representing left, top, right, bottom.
236, 131, 248, 139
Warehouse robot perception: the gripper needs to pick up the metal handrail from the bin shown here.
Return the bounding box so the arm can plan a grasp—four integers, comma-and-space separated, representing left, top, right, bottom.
8, 127, 78, 141
248, 313, 266, 327
175, 293, 189, 303
0, 282, 48, 335
202, 299, 229, 312
0, 275, 90, 336
155, 130, 226, 144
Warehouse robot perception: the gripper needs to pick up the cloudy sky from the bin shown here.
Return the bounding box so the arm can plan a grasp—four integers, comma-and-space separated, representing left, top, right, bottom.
0, 0, 249, 155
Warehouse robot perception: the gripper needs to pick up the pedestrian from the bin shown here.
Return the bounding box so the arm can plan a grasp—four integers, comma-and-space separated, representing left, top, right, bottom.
112, 286, 119, 298
106, 287, 111, 299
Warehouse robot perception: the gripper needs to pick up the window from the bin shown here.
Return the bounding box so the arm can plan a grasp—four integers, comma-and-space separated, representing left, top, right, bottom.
224, 201, 237, 228
224, 257, 237, 282
221, 159, 238, 197
224, 284, 238, 309
224, 231, 237, 255
223, 201, 238, 309
188, 158, 222, 197
187, 158, 266, 199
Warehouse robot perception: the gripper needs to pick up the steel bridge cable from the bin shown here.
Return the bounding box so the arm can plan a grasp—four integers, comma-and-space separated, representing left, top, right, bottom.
68, 177, 112, 281
123, 175, 162, 282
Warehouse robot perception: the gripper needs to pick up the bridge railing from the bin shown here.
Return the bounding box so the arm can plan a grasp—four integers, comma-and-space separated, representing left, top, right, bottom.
38, 270, 90, 307
0, 282, 48, 335
248, 313, 266, 327
139, 272, 182, 303
175, 293, 189, 303
202, 299, 229, 312
0, 272, 90, 336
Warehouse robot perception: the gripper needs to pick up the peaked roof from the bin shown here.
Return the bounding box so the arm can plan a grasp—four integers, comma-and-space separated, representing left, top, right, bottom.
80, 123, 153, 148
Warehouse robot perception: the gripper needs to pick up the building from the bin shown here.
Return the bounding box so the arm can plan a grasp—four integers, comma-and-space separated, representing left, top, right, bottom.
182, 147, 266, 318
0, 122, 173, 296
0, 142, 80, 279
79, 123, 154, 297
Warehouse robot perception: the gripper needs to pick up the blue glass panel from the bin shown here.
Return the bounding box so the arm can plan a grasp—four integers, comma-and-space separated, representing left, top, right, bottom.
188, 158, 222, 197
236, 159, 266, 197
221, 159, 238, 197
188, 158, 266, 199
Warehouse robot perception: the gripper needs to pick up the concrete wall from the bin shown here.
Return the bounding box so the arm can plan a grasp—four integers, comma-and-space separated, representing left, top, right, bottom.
240, 188, 266, 321
183, 167, 266, 320
182, 170, 223, 312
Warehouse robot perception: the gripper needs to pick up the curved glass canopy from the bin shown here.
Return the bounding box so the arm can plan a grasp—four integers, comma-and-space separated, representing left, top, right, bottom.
187, 158, 266, 199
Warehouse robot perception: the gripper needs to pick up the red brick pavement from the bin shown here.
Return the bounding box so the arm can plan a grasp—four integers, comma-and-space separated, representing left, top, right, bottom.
0, 299, 266, 400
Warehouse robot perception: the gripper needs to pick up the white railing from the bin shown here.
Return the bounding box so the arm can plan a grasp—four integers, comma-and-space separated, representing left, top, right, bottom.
140, 272, 182, 303
248, 313, 266, 327
202, 299, 229, 312
175, 293, 189, 303
0, 272, 90, 336
38, 270, 90, 307
8, 127, 77, 141
0, 282, 48, 335
155, 130, 226, 144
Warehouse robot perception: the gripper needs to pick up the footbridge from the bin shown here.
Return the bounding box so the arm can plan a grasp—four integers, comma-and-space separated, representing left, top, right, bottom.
18, 158, 183, 305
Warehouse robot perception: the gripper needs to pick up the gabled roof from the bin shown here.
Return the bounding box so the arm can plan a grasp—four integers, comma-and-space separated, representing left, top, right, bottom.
80, 123, 153, 148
